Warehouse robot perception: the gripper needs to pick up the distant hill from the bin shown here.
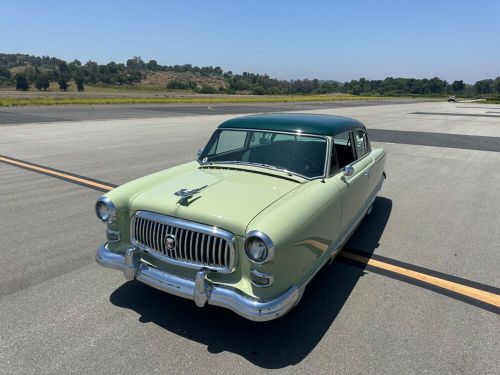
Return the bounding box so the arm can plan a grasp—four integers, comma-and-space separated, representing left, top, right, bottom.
0, 53, 498, 97
0, 53, 229, 92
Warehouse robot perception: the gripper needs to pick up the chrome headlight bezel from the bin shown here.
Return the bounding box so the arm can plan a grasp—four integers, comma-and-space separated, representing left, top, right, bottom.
244, 230, 274, 263
95, 196, 116, 223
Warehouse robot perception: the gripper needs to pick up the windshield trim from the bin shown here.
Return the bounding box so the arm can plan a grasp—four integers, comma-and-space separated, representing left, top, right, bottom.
197, 128, 331, 180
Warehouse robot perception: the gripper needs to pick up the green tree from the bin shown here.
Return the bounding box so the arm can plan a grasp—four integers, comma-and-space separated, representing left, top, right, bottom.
213, 66, 223, 75
57, 61, 69, 79
58, 77, 69, 91
352, 85, 362, 95
145, 59, 158, 70
494, 77, 500, 93
75, 76, 85, 92
167, 80, 196, 90
35, 74, 50, 91
126, 56, 145, 70
85, 61, 98, 83
474, 79, 493, 94
451, 80, 465, 93
0, 66, 11, 79
428, 77, 446, 94
198, 86, 217, 94
15, 73, 29, 91
107, 61, 118, 73
0, 66, 11, 85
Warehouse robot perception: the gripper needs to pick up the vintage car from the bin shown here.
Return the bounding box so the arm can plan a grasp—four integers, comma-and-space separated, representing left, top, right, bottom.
96, 113, 386, 321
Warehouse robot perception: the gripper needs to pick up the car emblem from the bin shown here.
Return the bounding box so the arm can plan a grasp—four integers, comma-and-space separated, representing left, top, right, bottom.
164, 235, 176, 250
174, 185, 208, 205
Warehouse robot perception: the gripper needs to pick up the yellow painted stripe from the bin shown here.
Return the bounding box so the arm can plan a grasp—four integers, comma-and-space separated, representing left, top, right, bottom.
0, 156, 115, 191
340, 251, 500, 308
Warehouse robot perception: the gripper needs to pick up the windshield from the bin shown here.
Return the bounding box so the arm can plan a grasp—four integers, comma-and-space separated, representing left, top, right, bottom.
199, 129, 327, 178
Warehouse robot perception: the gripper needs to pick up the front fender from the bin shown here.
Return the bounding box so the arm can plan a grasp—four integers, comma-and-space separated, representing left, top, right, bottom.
245, 178, 342, 299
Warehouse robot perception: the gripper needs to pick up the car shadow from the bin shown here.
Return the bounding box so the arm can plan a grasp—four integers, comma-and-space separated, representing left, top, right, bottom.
110, 196, 392, 369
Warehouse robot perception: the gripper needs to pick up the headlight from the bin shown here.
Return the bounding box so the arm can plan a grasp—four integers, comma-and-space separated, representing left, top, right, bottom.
95, 196, 116, 223
244, 231, 274, 263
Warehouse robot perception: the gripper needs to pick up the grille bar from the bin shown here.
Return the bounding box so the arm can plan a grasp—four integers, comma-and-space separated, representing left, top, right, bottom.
131, 211, 235, 273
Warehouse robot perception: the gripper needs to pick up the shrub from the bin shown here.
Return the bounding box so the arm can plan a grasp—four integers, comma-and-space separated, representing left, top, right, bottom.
15, 73, 29, 91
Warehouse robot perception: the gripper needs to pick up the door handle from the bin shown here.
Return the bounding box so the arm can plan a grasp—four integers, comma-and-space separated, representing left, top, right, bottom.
364, 170, 370, 177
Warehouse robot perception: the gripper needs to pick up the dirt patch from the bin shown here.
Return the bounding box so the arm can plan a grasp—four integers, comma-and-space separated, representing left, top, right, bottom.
141, 71, 227, 89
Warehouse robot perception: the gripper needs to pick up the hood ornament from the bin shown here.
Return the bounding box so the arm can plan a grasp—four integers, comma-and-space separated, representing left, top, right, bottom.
174, 185, 208, 205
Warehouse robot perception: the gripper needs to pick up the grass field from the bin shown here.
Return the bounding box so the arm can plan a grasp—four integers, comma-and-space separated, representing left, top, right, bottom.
0, 94, 398, 107
484, 98, 500, 104
1, 86, 477, 107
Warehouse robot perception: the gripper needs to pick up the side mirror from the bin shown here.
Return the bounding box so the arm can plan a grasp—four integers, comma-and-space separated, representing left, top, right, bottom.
197, 148, 203, 158
343, 165, 354, 178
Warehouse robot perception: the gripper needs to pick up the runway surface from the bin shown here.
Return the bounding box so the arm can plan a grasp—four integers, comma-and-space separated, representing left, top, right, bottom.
1, 101, 499, 374
0, 99, 413, 125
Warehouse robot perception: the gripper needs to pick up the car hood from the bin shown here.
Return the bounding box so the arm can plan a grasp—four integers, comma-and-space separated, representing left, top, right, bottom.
129, 166, 301, 236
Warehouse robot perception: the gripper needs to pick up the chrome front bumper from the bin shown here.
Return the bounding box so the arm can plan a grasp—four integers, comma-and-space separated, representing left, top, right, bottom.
96, 244, 299, 322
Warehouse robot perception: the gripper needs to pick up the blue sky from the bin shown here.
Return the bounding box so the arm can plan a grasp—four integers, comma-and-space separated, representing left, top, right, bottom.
1, 0, 499, 83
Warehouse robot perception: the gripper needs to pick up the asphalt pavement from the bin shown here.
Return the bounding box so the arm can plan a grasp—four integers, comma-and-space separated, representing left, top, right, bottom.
0, 99, 413, 125
0, 101, 498, 374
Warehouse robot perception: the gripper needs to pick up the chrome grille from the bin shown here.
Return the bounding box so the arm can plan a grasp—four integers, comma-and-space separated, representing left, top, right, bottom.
131, 211, 235, 273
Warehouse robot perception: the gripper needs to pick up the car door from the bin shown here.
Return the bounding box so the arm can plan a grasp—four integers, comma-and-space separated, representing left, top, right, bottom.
353, 128, 385, 203
334, 130, 373, 234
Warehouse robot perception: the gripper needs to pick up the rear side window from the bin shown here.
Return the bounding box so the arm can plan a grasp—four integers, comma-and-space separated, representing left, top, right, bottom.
248, 132, 273, 146
332, 131, 356, 171
354, 130, 369, 158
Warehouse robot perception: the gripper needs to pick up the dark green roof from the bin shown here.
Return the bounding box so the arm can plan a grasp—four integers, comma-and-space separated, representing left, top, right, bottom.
218, 113, 365, 136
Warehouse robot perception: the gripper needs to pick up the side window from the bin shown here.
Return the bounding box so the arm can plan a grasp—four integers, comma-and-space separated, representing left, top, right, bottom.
215, 131, 247, 153
329, 149, 339, 174
354, 130, 369, 158
332, 131, 356, 171
248, 132, 272, 147
272, 133, 296, 142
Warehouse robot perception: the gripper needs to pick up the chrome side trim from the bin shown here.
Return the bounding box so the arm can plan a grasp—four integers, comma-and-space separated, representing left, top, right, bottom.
324, 135, 333, 179
130, 211, 236, 273
95, 244, 299, 322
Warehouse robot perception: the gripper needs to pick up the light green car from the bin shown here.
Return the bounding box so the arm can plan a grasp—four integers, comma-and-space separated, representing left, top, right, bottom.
96, 113, 386, 321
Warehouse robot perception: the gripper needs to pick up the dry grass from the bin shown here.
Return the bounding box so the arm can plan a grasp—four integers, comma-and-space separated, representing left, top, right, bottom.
0, 94, 392, 107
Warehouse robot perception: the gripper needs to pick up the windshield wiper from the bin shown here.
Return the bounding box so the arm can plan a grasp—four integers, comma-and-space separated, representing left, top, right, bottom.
200, 160, 240, 166
220, 161, 303, 178
244, 162, 293, 176
199, 161, 309, 180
